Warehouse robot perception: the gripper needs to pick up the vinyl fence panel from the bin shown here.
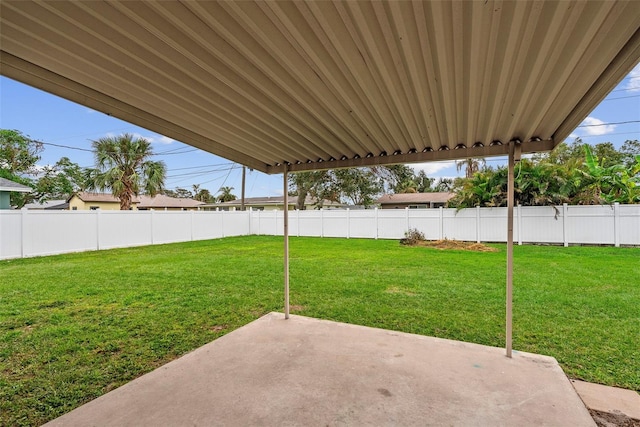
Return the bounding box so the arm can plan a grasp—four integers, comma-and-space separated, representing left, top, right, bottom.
223, 212, 252, 237
378, 210, 409, 239
0, 211, 23, 259
24, 210, 98, 257
566, 205, 615, 245
99, 211, 153, 249
619, 205, 640, 246
348, 210, 377, 239
407, 209, 441, 240
1, 205, 638, 259
192, 211, 224, 240
443, 208, 477, 241
519, 206, 564, 244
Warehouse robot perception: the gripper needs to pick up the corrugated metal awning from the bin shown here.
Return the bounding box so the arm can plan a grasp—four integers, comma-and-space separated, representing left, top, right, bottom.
1, 1, 639, 174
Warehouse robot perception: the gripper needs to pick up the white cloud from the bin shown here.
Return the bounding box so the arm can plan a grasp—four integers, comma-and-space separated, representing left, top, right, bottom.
158, 136, 175, 145
579, 116, 616, 136
624, 63, 640, 93
409, 160, 457, 177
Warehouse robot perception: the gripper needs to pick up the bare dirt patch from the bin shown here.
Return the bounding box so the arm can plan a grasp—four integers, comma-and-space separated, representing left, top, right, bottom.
402, 239, 498, 252
290, 305, 305, 312
589, 409, 640, 427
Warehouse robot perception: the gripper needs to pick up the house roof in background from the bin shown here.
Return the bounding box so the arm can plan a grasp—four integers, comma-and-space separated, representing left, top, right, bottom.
377, 192, 454, 205
69, 192, 203, 208
210, 195, 344, 207
0, 177, 32, 193
23, 199, 69, 210
69, 192, 140, 204
138, 194, 204, 209
1, 1, 638, 174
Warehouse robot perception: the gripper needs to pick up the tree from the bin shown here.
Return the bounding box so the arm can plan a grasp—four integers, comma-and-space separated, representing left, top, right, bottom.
455, 158, 486, 179
574, 145, 639, 204
415, 170, 434, 193
449, 168, 507, 208
217, 186, 237, 202
33, 157, 87, 201
447, 142, 640, 208
86, 133, 166, 210
375, 165, 417, 193
289, 170, 333, 209
0, 129, 43, 175
593, 142, 624, 168
433, 177, 455, 192
0, 129, 44, 207
620, 140, 640, 169
194, 188, 213, 203
332, 168, 383, 207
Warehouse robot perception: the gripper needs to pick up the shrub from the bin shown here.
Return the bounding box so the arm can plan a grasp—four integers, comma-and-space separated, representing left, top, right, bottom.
400, 228, 425, 245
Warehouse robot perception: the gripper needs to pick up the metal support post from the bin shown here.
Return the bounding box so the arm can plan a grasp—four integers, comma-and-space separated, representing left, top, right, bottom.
506, 140, 521, 358
283, 165, 290, 319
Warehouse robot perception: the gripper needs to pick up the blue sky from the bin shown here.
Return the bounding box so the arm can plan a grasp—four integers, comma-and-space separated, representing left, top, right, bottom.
1, 64, 638, 198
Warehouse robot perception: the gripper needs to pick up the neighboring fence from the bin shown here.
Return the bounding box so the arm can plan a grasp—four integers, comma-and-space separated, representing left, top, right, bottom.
251, 203, 640, 246
1, 204, 638, 259
0, 210, 251, 260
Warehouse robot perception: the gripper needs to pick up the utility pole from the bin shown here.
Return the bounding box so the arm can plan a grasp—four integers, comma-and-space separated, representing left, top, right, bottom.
241, 165, 246, 211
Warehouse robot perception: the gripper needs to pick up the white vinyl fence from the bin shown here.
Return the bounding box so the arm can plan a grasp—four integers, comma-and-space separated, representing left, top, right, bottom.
1, 204, 638, 259
0, 210, 251, 260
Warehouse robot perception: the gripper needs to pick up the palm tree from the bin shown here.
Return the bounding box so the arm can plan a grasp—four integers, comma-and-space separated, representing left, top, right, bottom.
86, 133, 166, 210
217, 186, 237, 202
456, 158, 486, 179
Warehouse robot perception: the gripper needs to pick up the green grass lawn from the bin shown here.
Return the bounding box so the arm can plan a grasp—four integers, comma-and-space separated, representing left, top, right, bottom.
1, 236, 638, 426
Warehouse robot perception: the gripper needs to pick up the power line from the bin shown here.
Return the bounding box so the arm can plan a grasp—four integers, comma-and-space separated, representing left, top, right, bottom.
166, 165, 237, 179
154, 148, 200, 155
40, 141, 94, 152
38, 140, 201, 157
577, 120, 640, 128
46, 127, 137, 143
602, 94, 640, 101
610, 85, 640, 93
168, 162, 235, 171
577, 131, 639, 138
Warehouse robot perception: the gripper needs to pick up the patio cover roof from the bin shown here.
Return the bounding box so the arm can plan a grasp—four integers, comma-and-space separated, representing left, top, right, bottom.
1, 1, 639, 174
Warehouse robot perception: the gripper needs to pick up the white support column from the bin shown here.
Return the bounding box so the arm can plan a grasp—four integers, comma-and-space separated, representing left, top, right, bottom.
283, 165, 290, 320
320, 208, 324, 238
506, 140, 521, 358
296, 209, 300, 238
346, 208, 350, 239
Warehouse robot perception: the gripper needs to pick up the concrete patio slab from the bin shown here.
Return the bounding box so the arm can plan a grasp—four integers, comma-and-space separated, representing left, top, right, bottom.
572, 379, 640, 421
46, 313, 595, 426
